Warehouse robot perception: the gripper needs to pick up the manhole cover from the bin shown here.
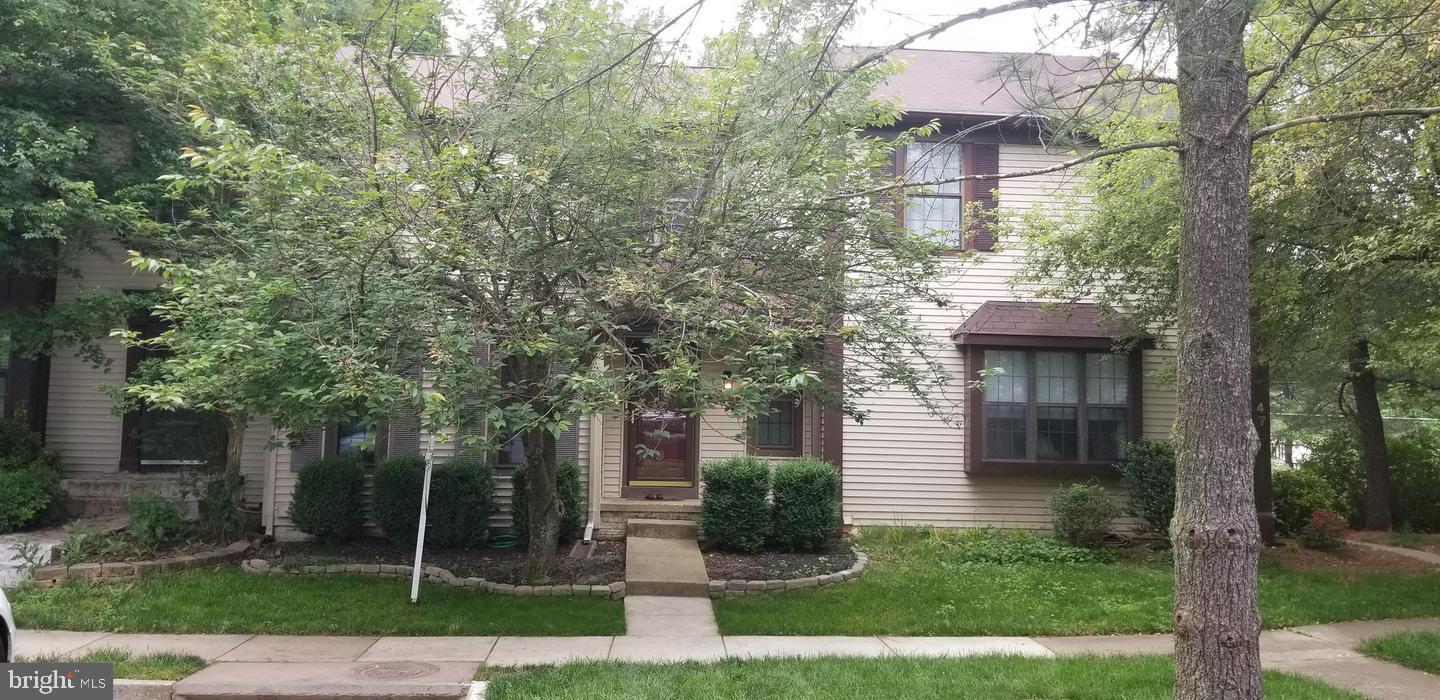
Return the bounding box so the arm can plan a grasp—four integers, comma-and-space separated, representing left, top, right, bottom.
353, 662, 441, 680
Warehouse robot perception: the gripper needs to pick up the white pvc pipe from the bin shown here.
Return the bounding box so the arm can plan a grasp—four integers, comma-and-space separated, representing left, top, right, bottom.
584, 411, 604, 542
409, 432, 436, 604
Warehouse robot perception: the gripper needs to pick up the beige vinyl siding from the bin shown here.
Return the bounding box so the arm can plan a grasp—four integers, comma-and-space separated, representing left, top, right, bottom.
45, 243, 273, 504
841, 143, 1178, 531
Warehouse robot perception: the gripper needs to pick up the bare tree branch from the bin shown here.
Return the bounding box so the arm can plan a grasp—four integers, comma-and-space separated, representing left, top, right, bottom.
825, 139, 1179, 201
1251, 107, 1440, 139
1228, 0, 1343, 137
800, 0, 1085, 124
543, 0, 706, 106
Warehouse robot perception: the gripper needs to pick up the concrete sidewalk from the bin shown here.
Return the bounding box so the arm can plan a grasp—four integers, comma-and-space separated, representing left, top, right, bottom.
18, 617, 1440, 698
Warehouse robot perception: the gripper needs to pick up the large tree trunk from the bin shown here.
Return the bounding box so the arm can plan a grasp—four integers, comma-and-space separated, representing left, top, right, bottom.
521, 426, 561, 583
1171, 0, 1263, 696
224, 413, 248, 500
1348, 338, 1393, 530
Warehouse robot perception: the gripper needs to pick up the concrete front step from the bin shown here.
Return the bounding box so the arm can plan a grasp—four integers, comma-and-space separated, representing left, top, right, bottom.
64, 497, 129, 517
172, 661, 474, 699
597, 500, 701, 540
62, 474, 185, 498
625, 535, 710, 598
626, 518, 697, 539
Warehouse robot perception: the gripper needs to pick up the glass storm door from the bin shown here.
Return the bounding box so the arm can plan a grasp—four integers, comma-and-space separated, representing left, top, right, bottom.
624, 408, 697, 497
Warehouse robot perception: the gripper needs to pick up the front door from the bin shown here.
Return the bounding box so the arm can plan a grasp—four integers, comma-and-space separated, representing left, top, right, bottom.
624, 408, 698, 498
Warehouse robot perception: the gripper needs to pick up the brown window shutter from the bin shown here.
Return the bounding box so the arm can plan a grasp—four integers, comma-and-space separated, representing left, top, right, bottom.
883, 147, 903, 227
387, 365, 424, 458
454, 344, 489, 458
290, 427, 324, 471
966, 143, 1000, 251
387, 412, 421, 457
556, 421, 579, 459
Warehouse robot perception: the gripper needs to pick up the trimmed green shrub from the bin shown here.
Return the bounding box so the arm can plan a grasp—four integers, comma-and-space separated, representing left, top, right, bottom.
0, 468, 61, 533
127, 492, 184, 550
769, 458, 839, 551
1049, 482, 1120, 548
511, 458, 584, 545
426, 457, 496, 548
1113, 439, 1175, 539
372, 454, 427, 543
288, 454, 366, 541
0, 411, 63, 532
1273, 468, 1341, 537
1304, 428, 1440, 532
700, 457, 771, 553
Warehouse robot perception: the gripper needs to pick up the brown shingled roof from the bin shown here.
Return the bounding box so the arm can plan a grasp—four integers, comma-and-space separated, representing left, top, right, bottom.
952, 301, 1133, 346
867, 49, 1103, 117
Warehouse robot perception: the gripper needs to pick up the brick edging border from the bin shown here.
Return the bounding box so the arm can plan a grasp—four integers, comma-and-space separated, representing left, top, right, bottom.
708, 549, 868, 598
239, 558, 627, 599
32, 540, 253, 586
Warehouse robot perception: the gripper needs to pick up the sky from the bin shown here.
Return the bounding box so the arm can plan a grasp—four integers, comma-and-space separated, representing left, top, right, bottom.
449, 1, 1103, 58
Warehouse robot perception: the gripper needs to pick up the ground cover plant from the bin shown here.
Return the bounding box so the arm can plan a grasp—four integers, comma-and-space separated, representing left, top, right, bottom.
714, 527, 1440, 636
9, 569, 623, 636
23, 649, 206, 681
481, 655, 1359, 700
1357, 630, 1440, 674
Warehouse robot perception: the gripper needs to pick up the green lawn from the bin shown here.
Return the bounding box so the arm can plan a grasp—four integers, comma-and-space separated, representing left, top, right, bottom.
1358, 631, 1440, 673
482, 656, 1360, 700
10, 569, 623, 636
23, 649, 207, 680
715, 528, 1440, 636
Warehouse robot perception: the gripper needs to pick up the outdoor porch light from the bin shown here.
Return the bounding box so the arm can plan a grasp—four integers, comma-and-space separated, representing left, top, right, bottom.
722, 371, 735, 391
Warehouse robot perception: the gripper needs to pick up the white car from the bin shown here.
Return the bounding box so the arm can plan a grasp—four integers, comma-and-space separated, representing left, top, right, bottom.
0, 587, 13, 662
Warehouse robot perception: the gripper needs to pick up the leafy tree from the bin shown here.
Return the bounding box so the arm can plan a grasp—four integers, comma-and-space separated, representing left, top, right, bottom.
824, 0, 1439, 693
124, 0, 949, 581
1011, 0, 1440, 533
0, 0, 211, 363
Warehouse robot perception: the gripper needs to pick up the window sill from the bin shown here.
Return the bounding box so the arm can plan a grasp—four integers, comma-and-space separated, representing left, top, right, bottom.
967, 459, 1119, 478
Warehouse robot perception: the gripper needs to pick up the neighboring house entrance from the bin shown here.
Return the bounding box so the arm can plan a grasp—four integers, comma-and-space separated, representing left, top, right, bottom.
623, 407, 698, 499
120, 303, 228, 472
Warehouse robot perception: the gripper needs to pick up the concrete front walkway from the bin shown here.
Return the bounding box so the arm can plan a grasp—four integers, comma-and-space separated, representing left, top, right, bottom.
1349, 538, 1440, 567
17, 618, 1440, 698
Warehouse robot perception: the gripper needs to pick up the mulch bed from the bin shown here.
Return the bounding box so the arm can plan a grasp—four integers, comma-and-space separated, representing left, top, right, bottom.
256, 539, 625, 586
1263, 542, 1438, 576
703, 539, 855, 581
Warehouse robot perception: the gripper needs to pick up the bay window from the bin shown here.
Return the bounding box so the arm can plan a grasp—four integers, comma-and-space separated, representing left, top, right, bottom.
971, 346, 1140, 474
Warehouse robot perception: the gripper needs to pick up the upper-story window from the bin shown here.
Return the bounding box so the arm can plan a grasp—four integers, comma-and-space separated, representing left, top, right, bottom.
903, 142, 964, 247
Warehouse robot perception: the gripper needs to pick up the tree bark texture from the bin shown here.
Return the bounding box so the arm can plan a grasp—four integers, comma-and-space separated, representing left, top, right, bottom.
1171, 0, 1264, 697
522, 426, 561, 583
1348, 338, 1393, 530
224, 413, 248, 499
